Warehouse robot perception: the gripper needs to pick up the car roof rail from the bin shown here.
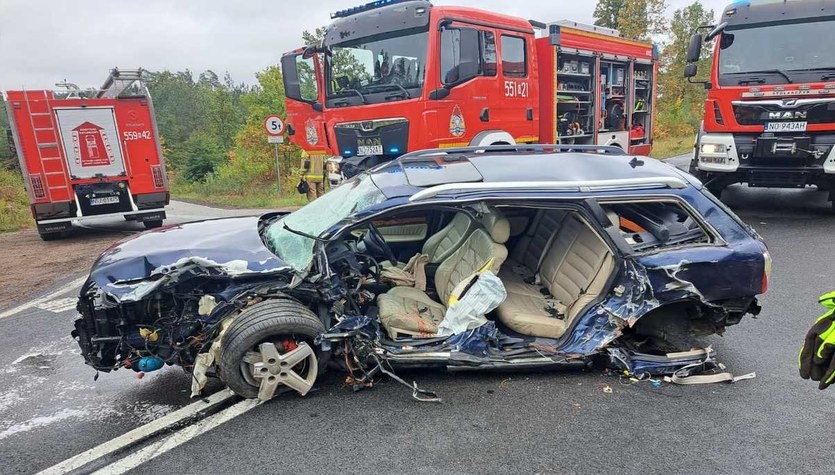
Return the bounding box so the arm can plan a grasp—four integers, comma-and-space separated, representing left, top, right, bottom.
397, 143, 626, 163
409, 177, 688, 202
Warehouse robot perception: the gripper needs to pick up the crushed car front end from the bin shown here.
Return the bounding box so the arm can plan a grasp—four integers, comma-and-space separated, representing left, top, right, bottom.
72, 215, 303, 373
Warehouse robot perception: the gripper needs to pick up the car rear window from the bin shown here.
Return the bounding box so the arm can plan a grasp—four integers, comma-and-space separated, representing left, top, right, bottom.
602, 200, 713, 252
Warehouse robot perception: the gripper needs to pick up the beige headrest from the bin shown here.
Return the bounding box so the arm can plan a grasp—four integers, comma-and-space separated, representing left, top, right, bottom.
482, 208, 510, 244
606, 211, 620, 228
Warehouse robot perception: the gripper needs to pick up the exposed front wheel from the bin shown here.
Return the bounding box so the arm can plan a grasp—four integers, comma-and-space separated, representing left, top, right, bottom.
219, 299, 326, 401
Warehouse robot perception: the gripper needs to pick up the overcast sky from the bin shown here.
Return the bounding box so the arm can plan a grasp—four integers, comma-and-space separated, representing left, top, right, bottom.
0, 0, 728, 91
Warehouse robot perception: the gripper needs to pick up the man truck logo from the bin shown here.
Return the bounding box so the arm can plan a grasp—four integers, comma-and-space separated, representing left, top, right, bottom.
449, 105, 466, 137
71, 121, 115, 167
769, 111, 807, 120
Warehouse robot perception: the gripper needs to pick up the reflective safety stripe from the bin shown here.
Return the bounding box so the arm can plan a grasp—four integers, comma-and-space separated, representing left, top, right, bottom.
305, 174, 324, 180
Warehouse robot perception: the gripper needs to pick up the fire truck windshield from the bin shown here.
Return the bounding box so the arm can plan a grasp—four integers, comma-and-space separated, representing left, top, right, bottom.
325, 28, 428, 107
718, 19, 835, 86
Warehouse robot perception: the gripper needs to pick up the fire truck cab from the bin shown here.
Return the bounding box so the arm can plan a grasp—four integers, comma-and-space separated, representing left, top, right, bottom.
281, 0, 658, 183
686, 0, 835, 209
5, 69, 169, 240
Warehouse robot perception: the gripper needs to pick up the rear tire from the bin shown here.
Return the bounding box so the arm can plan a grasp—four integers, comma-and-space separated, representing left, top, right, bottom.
219, 299, 326, 399
143, 220, 163, 230
38, 232, 63, 241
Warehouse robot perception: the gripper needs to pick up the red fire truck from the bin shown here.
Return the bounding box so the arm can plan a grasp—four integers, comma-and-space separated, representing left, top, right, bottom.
685, 0, 835, 209
280, 0, 658, 182
5, 69, 169, 240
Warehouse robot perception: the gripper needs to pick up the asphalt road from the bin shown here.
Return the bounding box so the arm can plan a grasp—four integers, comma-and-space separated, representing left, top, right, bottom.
3, 161, 835, 474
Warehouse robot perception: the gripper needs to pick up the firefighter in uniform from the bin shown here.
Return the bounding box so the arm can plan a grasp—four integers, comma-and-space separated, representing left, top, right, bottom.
301, 151, 325, 201
799, 290, 835, 389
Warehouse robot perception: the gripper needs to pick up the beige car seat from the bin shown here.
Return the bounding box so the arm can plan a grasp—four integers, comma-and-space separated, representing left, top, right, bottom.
496, 213, 615, 339
378, 209, 510, 338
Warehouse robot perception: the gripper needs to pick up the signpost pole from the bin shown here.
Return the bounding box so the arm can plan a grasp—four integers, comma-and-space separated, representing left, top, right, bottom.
264, 114, 286, 195
280, 143, 281, 195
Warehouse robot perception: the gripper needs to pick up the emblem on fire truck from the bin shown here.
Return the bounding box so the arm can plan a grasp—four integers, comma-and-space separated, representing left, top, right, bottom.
71, 121, 115, 167
449, 105, 466, 137
305, 119, 319, 146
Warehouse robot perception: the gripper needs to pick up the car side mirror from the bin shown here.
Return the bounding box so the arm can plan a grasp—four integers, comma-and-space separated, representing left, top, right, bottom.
684, 63, 698, 78
686, 33, 703, 63
312, 102, 323, 112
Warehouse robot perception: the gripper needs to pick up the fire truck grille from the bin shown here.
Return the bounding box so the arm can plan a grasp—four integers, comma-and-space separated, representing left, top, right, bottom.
29, 174, 46, 199
734, 100, 835, 126
151, 165, 165, 189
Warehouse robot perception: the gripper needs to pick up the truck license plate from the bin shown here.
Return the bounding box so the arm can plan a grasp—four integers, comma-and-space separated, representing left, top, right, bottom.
90, 196, 120, 206
357, 138, 383, 156
765, 122, 807, 133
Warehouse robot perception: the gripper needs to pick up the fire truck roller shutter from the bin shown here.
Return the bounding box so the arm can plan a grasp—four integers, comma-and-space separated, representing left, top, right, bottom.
469, 130, 516, 147
54, 108, 127, 179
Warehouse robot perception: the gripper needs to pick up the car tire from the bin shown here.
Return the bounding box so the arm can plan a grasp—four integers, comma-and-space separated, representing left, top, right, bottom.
143, 220, 163, 230
218, 299, 326, 400
39, 231, 63, 241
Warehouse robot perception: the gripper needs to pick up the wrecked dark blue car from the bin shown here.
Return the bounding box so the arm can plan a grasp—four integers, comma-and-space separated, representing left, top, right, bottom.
73, 145, 769, 401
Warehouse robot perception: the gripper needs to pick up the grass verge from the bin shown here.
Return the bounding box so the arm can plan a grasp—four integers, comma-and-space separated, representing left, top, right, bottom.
170, 180, 309, 209
0, 166, 31, 233
650, 135, 694, 160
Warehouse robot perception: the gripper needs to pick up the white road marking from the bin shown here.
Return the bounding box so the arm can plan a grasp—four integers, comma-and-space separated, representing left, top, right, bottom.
35, 389, 238, 475
36, 297, 78, 313
0, 276, 87, 320
91, 398, 259, 474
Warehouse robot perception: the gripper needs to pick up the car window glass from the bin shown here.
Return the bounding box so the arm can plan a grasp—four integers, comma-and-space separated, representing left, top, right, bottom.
603, 201, 712, 252
266, 173, 385, 271
501, 35, 526, 77
296, 55, 318, 102
481, 31, 497, 76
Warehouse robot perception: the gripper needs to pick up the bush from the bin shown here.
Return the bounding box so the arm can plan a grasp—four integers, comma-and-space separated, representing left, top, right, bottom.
168, 132, 227, 182
0, 165, 31, 232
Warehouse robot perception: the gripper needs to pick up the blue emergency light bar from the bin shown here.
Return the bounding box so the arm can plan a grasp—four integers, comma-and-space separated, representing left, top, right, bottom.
331, 0, 411, 19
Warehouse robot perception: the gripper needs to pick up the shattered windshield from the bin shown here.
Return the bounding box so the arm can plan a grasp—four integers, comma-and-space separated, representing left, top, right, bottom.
265, 174, 386, 271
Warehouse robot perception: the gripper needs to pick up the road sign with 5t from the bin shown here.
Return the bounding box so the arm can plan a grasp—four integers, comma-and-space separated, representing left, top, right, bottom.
264, 115, 284, 136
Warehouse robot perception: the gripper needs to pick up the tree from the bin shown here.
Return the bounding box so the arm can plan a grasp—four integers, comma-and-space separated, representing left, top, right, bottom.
657, 2, 714, 137
171, 131, 226, 182
593, 0, 626, 29
616, 0, 667, 40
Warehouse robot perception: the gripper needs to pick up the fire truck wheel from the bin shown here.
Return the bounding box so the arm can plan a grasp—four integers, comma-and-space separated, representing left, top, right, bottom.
143, 220, 163, 230
38, 231, 63, 241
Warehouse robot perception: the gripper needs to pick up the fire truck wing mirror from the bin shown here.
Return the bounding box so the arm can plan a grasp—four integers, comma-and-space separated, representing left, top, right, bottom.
439, 27, 480, 89
686, 33, 702, 63
457, 28, 480, 80
312, 102, 324, 112
705, 22, 727, 42
302, 46, 319, 59
429, 88, 450, 100
684, 63, 698, 79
